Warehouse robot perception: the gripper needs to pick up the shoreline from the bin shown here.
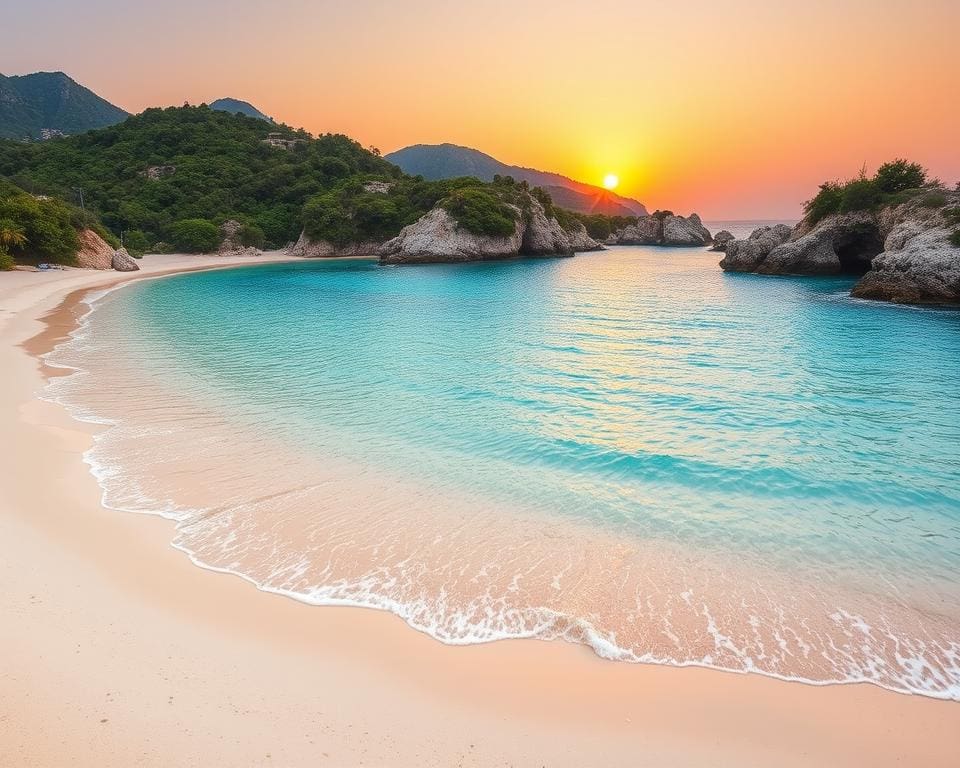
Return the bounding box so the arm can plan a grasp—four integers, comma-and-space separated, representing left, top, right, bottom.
1, 255, 958, 766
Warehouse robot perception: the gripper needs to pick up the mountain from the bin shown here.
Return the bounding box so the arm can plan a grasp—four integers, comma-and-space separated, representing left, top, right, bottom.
0, 71, 128, 140
385, 143, 648, 217
210, 98, 273, 123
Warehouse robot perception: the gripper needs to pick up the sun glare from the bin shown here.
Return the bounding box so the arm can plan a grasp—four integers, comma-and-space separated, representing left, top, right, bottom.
603, 173, 619, 190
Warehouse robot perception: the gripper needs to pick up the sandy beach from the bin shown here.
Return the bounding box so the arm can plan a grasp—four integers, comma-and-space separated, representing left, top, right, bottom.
2, 254, 958, 768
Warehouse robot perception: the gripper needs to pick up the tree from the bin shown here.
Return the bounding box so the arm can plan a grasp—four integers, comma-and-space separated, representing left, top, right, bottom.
168, 219, 220, 253
874, 159, 926, 194
0, 218, 27, 250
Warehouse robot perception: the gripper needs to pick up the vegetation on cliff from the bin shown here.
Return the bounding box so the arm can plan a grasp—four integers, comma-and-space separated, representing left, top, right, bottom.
804, 159, 935, 224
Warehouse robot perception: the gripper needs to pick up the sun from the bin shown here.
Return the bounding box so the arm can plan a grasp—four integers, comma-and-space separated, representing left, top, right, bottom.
602, 173, 619, 190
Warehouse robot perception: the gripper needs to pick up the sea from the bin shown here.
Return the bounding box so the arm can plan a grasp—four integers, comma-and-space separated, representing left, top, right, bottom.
45, 221, 960, 699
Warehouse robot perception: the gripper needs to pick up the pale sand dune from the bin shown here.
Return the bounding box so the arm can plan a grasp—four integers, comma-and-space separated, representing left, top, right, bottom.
1, 255, 958, 767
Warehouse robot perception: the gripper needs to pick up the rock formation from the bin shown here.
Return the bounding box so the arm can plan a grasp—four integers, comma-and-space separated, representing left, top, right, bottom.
218, 219, 262, 257
377, 196, 600, 265
378, 207, 525, 264
718, 225, 793, 272
111, 247, 140, 272
720, 190, 960, 305
709, 230, 735, 252
74, 229, 116, 269
611, 211, 712, 246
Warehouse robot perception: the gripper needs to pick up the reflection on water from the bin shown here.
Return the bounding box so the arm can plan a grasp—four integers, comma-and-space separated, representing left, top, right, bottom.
46, 245, 960, 698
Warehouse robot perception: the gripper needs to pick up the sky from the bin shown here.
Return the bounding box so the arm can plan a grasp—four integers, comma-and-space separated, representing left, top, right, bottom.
4, 0, 959, 219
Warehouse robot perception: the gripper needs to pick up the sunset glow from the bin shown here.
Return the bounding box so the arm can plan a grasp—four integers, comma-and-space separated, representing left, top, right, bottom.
2, 0, 958, 218
603, 174, 619, 191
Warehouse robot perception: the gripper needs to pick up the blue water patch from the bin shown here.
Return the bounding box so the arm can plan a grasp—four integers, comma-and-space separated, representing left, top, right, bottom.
115, 248, 960, 602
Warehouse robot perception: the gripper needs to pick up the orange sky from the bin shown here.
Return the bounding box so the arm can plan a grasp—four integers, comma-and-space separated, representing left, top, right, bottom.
4, 0, 959, 218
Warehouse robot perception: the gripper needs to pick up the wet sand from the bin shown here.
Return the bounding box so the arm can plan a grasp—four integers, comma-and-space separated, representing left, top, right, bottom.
1, 255, 958, 767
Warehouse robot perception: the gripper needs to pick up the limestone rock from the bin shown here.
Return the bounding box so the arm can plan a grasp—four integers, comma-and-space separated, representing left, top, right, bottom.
709, 230, 735, 252
75, 229, 115, 269
612, 211, 711, 246
720, 189, 960, 305
111, 247, 140, 272
718, 225, 793, 272
379, 207, 525, 264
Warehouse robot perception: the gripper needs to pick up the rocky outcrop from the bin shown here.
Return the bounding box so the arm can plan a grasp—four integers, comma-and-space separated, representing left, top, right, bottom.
288, 231, 384, 258
719, 225, 793, 272
377, 195, 600, 265
111, 247, 139, 271
720, 190, 960, 305
74, 229, 115, 269
218, 219, 261, 257
709, 230, 735, 252
758, 214, 880, 275
379, 207, 525, 264
611, 211, 712, 246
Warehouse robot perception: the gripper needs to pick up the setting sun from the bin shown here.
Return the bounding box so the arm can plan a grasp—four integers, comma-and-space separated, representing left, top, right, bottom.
602, 173, 619, 190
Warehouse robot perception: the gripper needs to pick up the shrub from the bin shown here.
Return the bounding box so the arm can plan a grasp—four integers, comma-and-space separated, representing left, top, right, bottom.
0, 191, 79, 262
168, 219, 220, 253
839, 179, 883, 213
943, 207, 960, 226
0, 249, 16, 270
442, 187, 517, 237
919, 191, 947, 208
950, 230, 960, 248
239, 223, 266, 249
123, 229, 151, 256
804, 182, 843, 223
874, 159, 926, 194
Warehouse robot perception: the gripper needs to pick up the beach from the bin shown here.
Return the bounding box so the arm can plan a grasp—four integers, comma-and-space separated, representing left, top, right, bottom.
2, 255, 959, 767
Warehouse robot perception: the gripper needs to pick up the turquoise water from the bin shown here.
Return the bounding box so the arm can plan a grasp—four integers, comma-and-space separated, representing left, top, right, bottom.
50, 245, 960, 697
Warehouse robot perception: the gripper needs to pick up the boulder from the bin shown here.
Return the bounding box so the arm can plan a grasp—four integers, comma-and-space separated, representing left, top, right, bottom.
662, 213, 712, 246
615, 216, 661, 245
523, 199, 575, 256
566, 220, 604, 252
379, 207, 524, 265
75, 229, 115, 269
709, 230, 735, 252
719, 224, 795, 272
111, 247, 140, 272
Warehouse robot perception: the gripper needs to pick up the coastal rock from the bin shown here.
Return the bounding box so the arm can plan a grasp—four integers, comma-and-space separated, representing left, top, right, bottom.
379, 207, 524, 264
615, 216, 661, 245
377, 193, 599, 265
758, 214, 880, 275
111, 247, 139, 271
663, 213, 712, 246
720, 190, 960, 305
612, 211, 712, 246
566, 220, 604, 252
709, 230, 735, 252
218, 219, 261, 257
288, 231, 384, 258
74, 228, 115, 269
719, 224, 794, 272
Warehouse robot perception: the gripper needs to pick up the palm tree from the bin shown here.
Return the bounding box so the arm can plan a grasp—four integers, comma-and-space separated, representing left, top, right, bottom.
0, 219, 27, 270
0, 219, 27, 251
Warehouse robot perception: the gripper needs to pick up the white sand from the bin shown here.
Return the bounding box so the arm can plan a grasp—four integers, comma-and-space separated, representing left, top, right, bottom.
1, 254, 958, 767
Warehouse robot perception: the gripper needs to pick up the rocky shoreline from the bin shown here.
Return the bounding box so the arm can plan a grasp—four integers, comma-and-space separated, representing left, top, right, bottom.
720, 190, 960, 306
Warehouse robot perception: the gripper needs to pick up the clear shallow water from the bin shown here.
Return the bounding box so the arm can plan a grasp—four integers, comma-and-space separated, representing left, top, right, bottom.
47, 245, 960, 698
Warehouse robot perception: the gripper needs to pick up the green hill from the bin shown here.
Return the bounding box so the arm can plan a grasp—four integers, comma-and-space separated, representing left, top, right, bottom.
0, 104, 401, 247
210, 98, 273, 123
0, 71, 128, 140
